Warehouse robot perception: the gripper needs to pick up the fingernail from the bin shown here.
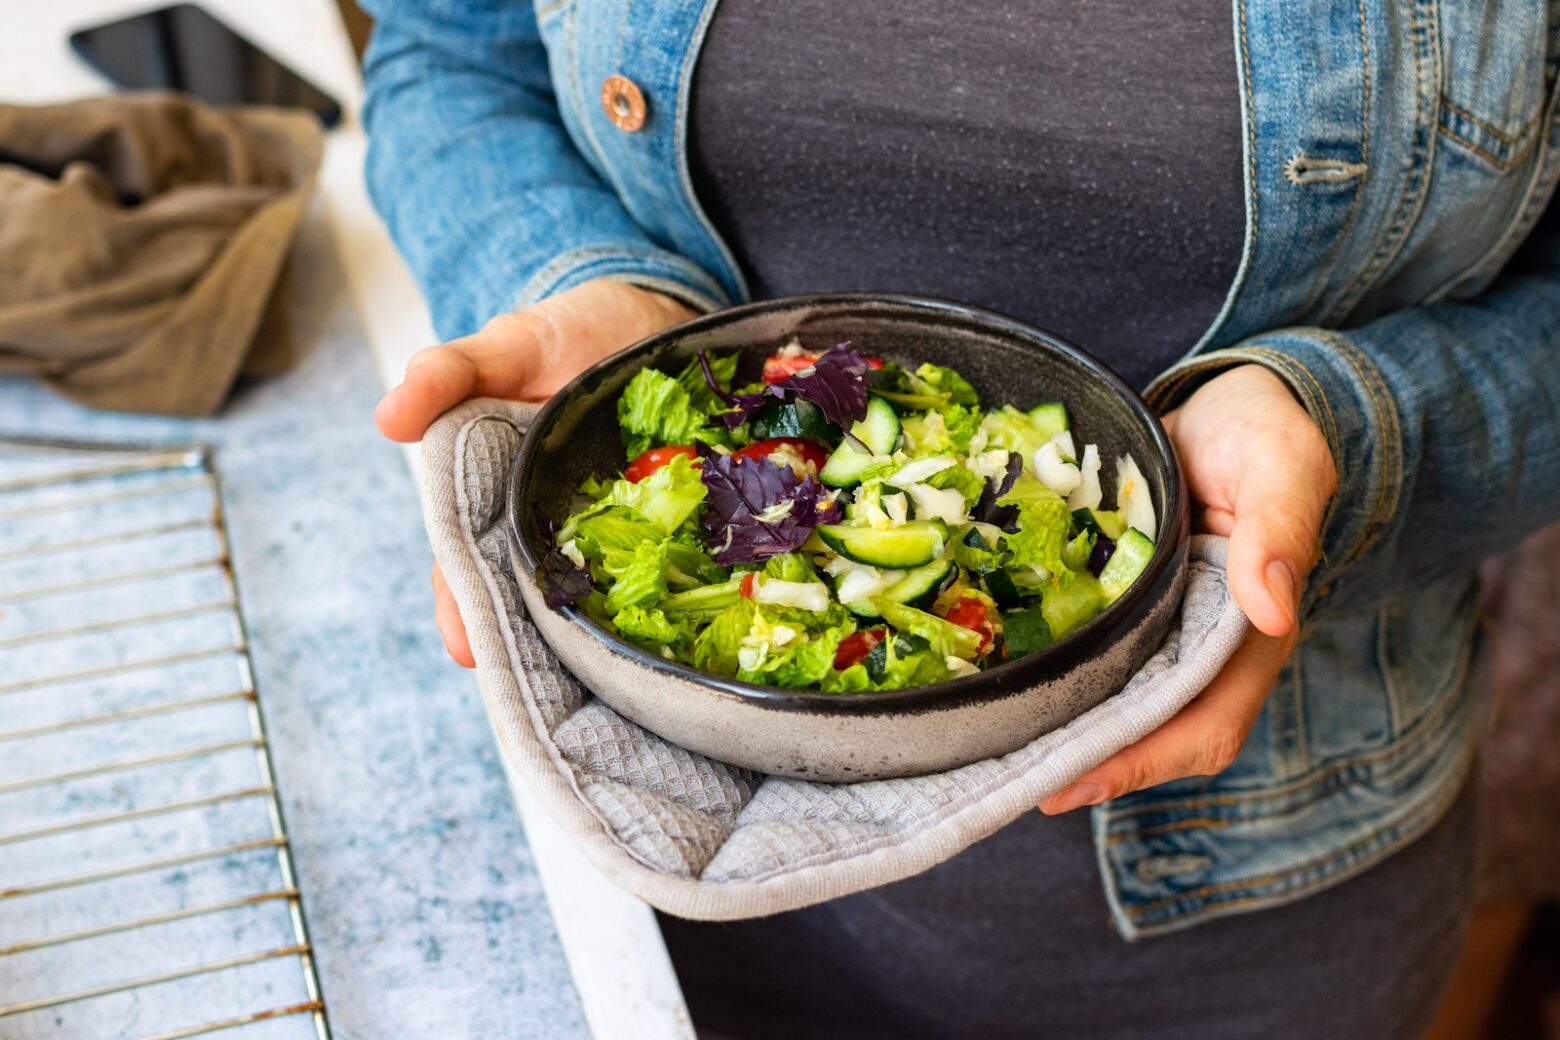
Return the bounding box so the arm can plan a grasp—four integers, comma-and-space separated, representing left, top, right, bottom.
1044, 782, 1106, 815
1266, 559, 1299, 616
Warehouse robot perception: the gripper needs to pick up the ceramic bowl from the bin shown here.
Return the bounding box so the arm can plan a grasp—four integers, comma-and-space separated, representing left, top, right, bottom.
510, 294, 1188, 781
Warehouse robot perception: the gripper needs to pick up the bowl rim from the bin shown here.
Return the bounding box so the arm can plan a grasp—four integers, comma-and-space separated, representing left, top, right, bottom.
510, 292, 1188, 714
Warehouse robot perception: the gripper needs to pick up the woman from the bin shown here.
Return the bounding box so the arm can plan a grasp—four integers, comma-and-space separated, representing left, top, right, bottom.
363, 1, 1560, 1036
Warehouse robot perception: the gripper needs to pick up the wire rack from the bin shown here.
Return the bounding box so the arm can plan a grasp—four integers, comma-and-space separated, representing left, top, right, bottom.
0, 436, 329, 1040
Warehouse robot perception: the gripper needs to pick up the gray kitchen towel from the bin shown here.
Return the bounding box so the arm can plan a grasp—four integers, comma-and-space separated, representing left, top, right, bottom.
420, 398, 1248, 920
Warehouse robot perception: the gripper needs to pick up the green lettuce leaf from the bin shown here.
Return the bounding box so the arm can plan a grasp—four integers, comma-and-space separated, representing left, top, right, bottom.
613, 605, 696, 655
979, 405, 1048, 461
761, 551, 822, 584
617, 367, 710, 458
603, 540, 669, 615
998, 477, 1074, 585
871, 598, 984, 660
606, 453, 706, 533
691, 600, 755, 677
926, 460, 987, 507
911, 363, 980, 407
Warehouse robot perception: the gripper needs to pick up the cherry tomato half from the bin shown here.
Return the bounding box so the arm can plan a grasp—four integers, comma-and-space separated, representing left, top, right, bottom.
834, 629, 886, 671
624, 445, 697, 483
734, 437, 829, 475
942, 596, 996, 655
761, 351, 885, 384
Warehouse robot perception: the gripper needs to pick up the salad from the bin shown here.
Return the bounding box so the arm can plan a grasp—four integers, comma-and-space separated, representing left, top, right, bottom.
537, 342, 1158, 693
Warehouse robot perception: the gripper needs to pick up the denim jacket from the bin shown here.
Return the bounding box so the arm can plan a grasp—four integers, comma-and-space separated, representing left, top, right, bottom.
362, 0, 1560, 938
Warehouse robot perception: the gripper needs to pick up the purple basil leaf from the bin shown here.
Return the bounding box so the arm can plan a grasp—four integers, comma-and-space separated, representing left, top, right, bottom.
697, 443, 842, 564
538, 549, 593, 609
973, 452, 1024, 529
700, 344, 871, 431
785, 343, 870, 429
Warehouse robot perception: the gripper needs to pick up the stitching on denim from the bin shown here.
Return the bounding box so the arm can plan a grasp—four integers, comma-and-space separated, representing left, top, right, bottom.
563, 1, 615, 182
1107, 816, 1233, 845
515, 245, 725, 309
1295, 0, 1373, 321
1104, 605, 1477, 820
1236, 0, 1259, 255
1143, 356, 1244, 411
536, 0, 574, 18
1425, 71, 1560, 300
1439, 93, 1536, 147
1284, 155, 1369, 185
1324, 0, 1441, 324
1436, 121, 1537, 172
1321, 331, 1402, 567
1377, 602, 1404, 736
1122, 745, 1471, 925
1302, 332, 1395, 575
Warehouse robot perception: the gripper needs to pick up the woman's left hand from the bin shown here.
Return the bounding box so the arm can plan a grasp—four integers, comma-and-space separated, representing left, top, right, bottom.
1040, 364, 1337, 815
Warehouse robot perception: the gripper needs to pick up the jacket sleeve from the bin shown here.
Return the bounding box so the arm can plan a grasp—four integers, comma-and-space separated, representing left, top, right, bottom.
359, 0, 732, 339
1147, 195, 1560, 618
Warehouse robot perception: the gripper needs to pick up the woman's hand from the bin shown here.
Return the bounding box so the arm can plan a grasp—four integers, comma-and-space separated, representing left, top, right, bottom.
376, 278, 698, 666
1040, 364, 1337, 814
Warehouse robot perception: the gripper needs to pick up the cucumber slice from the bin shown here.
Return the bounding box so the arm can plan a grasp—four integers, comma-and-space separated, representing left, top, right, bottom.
1098, 528, 1156, 603
818, 397, 901, 487
1027, 402, 1070, 441
1040, 572, 1105, 639
818, 521, 944, 568
846, 558, 953, 617
982, 568, 1023, 609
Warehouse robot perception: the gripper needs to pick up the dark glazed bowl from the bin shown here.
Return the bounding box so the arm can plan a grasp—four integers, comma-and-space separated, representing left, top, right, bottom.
510, 294, 1189, 781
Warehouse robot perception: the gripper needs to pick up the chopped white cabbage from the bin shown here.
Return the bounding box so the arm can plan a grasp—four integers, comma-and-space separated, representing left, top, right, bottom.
753, 578, 831, 612
755, 499, 796, 524
882, 492, 909, 526
1116, 454, 1157, 536
945, 656, 980, 677
1049, 430, 1077, 460
968, 428, 990, 454
966, 448, 1012, 481
834, 564, 906, 604
906, 483, 969, 525
1033, 442, 1082, 496
890, 456, 956, 485
1067, 444, 1102, 510
559, 539, 585, 569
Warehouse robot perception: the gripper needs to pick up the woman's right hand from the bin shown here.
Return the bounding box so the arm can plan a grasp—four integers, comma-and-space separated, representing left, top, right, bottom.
376, 278, 699, 667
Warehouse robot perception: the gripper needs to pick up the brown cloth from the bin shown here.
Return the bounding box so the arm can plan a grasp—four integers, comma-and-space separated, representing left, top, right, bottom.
0, 93, 323, 415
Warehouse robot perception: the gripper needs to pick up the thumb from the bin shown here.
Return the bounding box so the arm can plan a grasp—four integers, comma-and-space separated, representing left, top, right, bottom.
1225, 427, 1333, 637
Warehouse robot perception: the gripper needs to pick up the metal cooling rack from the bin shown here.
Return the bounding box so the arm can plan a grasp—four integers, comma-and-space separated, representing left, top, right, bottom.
0, 436, 329, 1040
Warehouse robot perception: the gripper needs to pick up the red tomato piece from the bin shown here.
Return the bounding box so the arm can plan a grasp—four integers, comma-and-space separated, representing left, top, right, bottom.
833, 629, 886, 670
624, 445, 697, 483
739, 573, 758, 599
761, 351, 884, 384
734, 437, 829, 475
943, 597, 995, 654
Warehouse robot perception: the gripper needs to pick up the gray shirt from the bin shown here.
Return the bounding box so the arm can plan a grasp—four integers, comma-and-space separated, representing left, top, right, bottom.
689, 1, 1245, 390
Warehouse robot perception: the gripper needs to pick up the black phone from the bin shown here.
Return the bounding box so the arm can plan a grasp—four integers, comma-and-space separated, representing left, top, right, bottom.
69, 3, 342, 128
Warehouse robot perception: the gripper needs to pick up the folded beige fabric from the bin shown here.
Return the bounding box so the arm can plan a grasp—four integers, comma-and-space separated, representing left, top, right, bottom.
422, 399, 1250, 920
0, 93, 323, 415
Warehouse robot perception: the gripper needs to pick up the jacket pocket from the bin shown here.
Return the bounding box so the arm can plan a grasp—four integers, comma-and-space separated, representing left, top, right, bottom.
1435, 0, 1551, 173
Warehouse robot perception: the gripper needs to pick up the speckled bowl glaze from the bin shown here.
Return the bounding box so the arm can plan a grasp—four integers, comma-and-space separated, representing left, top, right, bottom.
511, 294, 1189, 781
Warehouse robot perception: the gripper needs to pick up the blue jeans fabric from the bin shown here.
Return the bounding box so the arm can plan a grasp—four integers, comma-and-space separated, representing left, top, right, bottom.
361, 0, 1560, 937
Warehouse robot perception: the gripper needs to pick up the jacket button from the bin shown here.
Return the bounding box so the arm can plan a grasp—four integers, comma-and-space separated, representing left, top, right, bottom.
601, 74, 647, 132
